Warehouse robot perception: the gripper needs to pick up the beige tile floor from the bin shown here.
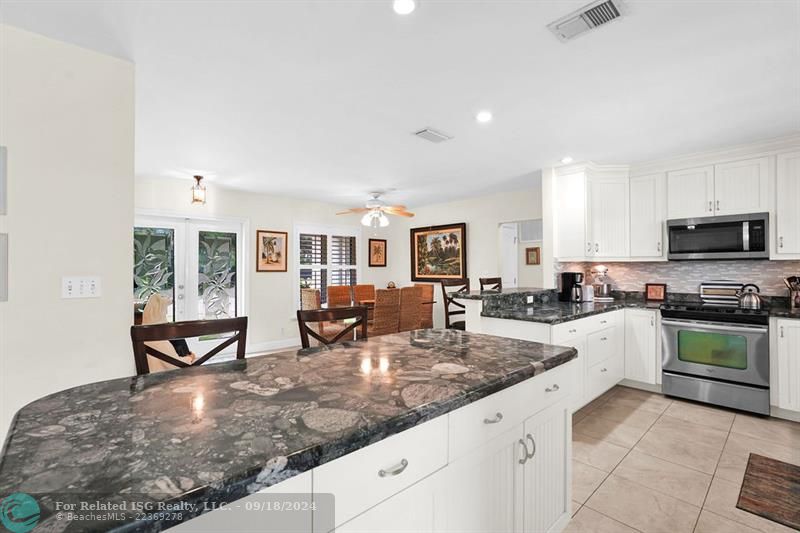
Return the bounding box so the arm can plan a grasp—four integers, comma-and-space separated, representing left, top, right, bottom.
566, 386, 800, 533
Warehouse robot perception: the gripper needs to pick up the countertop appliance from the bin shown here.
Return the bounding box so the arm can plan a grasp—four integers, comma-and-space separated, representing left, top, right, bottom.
667, 212, 769, 260
738, 284, 764, 310
582, 284, 595, 302
660, 302, 769, 415
559, 272, 583, 302
590, 264, 614, 302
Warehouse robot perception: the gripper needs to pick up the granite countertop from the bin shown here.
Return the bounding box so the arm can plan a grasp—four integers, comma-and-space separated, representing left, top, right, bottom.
454, 287, 552, 301
481, 293, 798, 325
0, 329, 576, 532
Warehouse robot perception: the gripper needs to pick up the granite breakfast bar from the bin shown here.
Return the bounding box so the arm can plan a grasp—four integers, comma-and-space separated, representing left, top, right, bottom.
0, 329, 578, 533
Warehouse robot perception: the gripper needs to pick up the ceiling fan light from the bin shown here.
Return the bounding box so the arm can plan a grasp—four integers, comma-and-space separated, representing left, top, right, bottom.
361, 212, 374, 226
378, 212, 390, 227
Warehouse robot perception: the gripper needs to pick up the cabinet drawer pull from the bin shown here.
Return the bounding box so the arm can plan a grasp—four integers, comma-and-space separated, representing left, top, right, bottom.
568, 328, 577, 334
600, 319, 607, 324
600, 367, 608, 373
518, 439, 528, 465
378, 459, 409, 478
600, 337, 608, 341
526, 434, 536, 459
483, 412, 503, 424
716, 200, 720, 210
545, 384, 560, 393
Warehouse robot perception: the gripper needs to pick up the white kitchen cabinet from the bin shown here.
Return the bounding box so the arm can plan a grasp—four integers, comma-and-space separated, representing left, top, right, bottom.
667, 165, 714, 219
713, 157, 769, 215
624, 309, 658, 385
443, 426, 523, 533
336, 474, 441, 533
629, 174, 666, 258
555, 171, 587, 259
586, 176, 630, 257
557, 336, 587, 411
776, 151, 800, 256
522, 401, 571, 533
776, 319, 800, 413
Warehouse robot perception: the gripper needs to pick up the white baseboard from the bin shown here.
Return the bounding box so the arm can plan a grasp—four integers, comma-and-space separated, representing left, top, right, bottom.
247, 337, 301, 356
770, 405, 800, 423
619, 379, 662, 393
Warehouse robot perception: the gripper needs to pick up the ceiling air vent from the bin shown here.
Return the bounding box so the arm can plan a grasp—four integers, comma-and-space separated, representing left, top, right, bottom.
414, 128, 453, 143
547, 0, 624, 42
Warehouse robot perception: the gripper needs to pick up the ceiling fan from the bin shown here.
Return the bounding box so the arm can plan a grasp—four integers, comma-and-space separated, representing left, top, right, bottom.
337, 193, 415, 227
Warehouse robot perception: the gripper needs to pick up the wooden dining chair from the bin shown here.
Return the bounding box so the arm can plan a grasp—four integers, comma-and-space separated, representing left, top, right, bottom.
414, 283, 435, 329
368, 289, 401, 337
398, 285, 423, 332
479, 277, 503, 291
300, 288, 321, 310
327, 285, 353, 307
440, 278, 470, 331
353, 284, 376, 304
130, 317, 248, 375
297, 306, 368, 349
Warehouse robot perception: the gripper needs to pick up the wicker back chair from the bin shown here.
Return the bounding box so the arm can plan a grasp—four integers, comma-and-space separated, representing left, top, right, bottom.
398, 285, 423, 332
300, 288, 321, 310
353, 284, 376, 304
327, 285, 352, 307
368, 289, 401, 337
415, 283, 435, 329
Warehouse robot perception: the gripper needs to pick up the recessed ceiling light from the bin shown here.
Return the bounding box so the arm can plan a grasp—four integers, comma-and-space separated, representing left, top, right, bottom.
561, 156, 574, 164
393, 0, 416, 15
476, 110, 493, 123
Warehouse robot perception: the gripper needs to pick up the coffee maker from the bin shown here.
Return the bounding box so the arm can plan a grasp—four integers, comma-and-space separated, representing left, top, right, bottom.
559, 272, 584, 302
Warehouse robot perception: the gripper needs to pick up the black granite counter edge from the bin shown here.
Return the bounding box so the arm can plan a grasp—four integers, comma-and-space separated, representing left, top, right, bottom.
454, 288, 553, 301
110, 344, 577, 532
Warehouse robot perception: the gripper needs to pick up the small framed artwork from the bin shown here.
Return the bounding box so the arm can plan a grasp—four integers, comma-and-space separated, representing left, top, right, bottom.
256, 230, 288, 272
645, 283, 667, 301
369, 238, 387, 267
525, 247, 541, 265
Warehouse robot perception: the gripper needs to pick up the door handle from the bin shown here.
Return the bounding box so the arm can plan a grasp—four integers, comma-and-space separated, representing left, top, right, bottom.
519, 439, 529, 465
716, 200, 720, 211
526, 434, 536, 459
708, 201, 713, 212
483, 412, 503, 424
378, 459, 408, 478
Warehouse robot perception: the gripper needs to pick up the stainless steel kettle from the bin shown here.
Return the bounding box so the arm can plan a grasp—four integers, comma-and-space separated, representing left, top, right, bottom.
738, 284, 763, 310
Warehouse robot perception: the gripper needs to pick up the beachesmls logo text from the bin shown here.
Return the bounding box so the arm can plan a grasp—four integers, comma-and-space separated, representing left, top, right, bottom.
0, 493, 40, 533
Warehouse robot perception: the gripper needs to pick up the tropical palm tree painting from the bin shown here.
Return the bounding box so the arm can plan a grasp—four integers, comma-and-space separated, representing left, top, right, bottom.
411, 223, 467, 281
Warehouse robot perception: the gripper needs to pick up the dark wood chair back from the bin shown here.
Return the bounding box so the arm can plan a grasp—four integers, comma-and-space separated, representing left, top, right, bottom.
130, 317, 248, 375
297, 306, 368, 349
479, 277, 503, 291
440, 278, 470, 330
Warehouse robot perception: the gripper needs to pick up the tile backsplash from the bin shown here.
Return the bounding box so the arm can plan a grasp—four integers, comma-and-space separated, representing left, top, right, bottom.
556, 260, 800, 296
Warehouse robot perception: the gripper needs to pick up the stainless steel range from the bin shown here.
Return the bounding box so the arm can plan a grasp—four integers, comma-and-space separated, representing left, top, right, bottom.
660, 302, 770, 415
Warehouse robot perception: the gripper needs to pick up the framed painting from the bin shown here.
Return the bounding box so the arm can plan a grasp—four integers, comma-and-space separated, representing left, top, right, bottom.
369, 238, 387, 267
256, 230, 288, 272
645, 283, 667, 301
525, 247, 541, 265
410, 223, 467, 282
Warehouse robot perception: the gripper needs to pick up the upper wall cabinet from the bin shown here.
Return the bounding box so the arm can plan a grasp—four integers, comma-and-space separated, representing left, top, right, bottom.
666, 157, 770, 220
775, 151, 800, 256
629, 174, 666, 258
586, 176, 629, 258
713, 157, 769, 216
666, 166, 714, 219
554, 171, 587, 260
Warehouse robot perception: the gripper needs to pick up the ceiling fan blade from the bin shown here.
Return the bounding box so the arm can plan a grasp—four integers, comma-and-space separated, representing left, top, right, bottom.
336, 207, 369, 215
383, 207, 415, 217
385, 204, 407, 210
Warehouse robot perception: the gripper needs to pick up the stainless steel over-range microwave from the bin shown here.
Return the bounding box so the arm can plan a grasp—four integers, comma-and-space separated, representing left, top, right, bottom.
666, 212, 769, 260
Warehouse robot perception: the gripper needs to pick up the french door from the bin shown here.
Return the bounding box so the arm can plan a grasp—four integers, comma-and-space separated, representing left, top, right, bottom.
134, 215, 245, 353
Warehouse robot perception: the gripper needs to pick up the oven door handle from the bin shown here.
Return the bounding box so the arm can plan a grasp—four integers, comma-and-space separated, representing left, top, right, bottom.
661, 319, 768, 334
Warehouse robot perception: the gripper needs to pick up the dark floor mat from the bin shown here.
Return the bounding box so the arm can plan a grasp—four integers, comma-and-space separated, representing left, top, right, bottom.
736, 453, 800, 531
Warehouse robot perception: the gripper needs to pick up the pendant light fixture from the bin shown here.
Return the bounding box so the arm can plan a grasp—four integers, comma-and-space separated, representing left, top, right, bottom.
191, 175, 206, 205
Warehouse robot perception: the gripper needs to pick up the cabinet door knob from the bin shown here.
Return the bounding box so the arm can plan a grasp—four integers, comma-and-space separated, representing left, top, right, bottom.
518, 439, 529, 465
483, 412, 503, 424
657, 242, 662, 253
545, 384, 560, 393
378, 458, 409, 478
779, 236, 784, 249
587, 242, 592, 253
526, 434, 537, 459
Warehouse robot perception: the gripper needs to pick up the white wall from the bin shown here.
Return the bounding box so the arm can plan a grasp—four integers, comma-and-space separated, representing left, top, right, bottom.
135, 177, 389, 350
0, 25, 135, 442
379, 187, 544, 327
518, 239, 543, 288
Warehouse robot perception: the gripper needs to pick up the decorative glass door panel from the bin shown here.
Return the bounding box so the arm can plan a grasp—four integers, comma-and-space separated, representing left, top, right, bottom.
196, 231, 237, 320
133, 227, 176, 320
677, 330, 748, 370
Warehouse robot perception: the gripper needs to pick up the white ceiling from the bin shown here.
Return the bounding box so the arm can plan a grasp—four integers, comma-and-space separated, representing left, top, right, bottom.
2, 0, 799, 207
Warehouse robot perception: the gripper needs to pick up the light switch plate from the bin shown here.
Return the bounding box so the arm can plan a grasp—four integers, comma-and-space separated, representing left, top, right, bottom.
527, 295, 534, 304
0, 233, 7, 302
61, 276, 102, 299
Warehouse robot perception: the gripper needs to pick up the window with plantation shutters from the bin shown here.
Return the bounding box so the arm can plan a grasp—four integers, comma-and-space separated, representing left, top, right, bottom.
296, 227, 359, 307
